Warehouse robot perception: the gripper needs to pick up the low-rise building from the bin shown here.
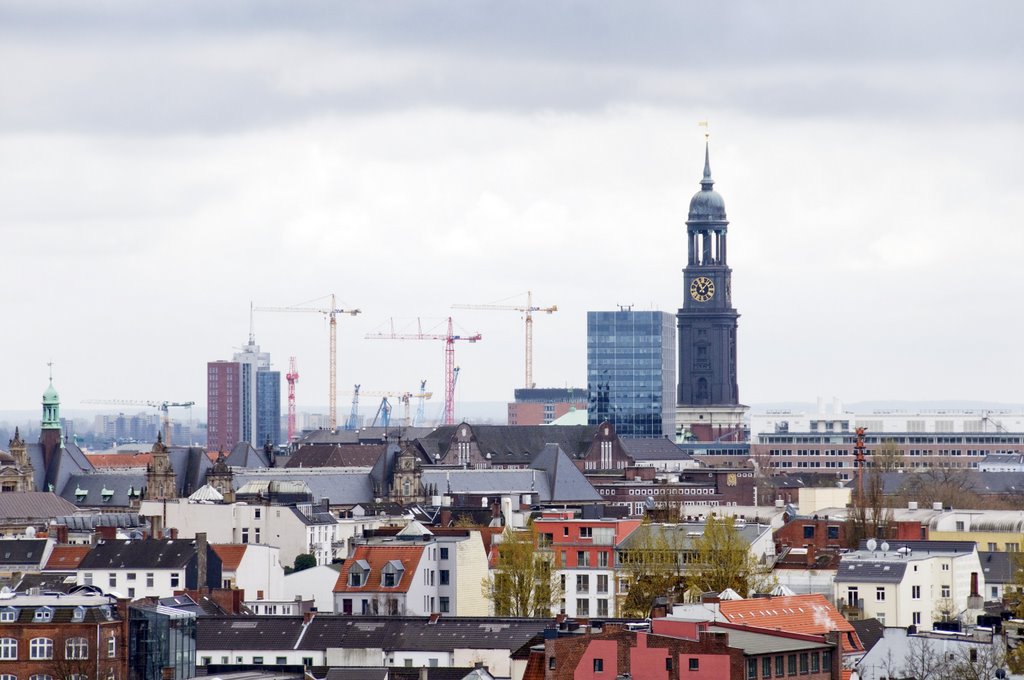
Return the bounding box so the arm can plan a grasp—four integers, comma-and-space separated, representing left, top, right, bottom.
212, 543, 284, 601
834, 540, 985, 630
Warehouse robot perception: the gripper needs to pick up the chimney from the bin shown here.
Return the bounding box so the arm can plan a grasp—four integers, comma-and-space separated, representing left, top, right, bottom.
806, 544, 817, 567
968, 571, 983, 610
303, 610, 316, 624
196, 532, 208, 589
440, 508, 452, 527
419, 666, 429, 680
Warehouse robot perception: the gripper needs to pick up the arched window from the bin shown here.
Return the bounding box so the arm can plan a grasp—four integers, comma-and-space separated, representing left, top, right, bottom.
0, 638, 17, 660
0, 673, 18, 680
65, 638, 88, 660
29, 675, 54, 680
29, 638, 53, 660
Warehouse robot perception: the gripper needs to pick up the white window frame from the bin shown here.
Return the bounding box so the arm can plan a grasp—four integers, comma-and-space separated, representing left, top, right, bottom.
29, 638, 53, 660
0, 638, 17, 660
65, 637, 88, 660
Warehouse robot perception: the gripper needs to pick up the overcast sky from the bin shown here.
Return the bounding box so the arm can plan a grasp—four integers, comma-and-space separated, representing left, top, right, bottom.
3, 1, 1024, 419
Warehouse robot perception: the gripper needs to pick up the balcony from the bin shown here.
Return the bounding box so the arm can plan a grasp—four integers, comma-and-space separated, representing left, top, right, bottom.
838, 598, 865, 620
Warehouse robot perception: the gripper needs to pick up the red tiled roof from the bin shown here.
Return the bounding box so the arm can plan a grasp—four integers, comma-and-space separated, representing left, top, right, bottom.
333, 545, 425, 593
718, 594, 864, 654
212, 544, 248, 572
44, 545, 91, 570
86, 453, 153, 469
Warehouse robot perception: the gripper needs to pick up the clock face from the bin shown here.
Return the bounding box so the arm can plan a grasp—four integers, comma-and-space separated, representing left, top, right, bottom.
689, 276, 715, 302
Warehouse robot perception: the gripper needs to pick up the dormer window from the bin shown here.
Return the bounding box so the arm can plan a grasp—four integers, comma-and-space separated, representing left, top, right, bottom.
349, 559, 371, 587
0, 608, 15, 623
71, 607, 86, 623
382, 560, 405, 588
32, 607, 54, 623
74, 487, 87, 501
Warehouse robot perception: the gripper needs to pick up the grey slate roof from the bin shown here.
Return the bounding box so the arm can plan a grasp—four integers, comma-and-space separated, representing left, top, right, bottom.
979, 551, 1014, 584
531, 444, 602, 502
415, 424, 598, 466
55, 512, 146, 531
0, 539, 49, 567
286, 444, 386, 469
850, 618, 886, 653
225, 442, 273, 468
168, 446, 215, 495
325, 670, 388, 680
232, 470, 374, 506
879, 470, 1024, 496
295, 615, 551, 652
25, 442, 94, 495
421, 469, 552, 500
78, 537, 206, 570
60, 472, 146, 508
833, 560, 908, 583
197, 616, 307, 650
0, 491, 78, 519
619, 437, 695, 462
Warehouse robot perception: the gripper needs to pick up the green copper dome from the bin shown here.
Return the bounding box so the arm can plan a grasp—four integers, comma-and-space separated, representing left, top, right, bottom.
42, 380, 60, 403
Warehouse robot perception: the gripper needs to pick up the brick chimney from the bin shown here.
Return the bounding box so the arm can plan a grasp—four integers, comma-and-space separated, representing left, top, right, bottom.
196, 532, 208, 589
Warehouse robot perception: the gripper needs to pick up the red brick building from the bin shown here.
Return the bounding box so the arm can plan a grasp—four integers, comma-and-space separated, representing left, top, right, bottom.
508, 389, 586, 426
0, 592, 128, 680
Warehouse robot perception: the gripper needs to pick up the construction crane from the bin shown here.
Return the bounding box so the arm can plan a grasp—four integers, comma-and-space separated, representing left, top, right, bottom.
453, 290, 556, 388
254, 294, 361, 431
346, 384, 361, 430
365, 317, 481, 425
371, 398, 392, 428
285, 357, 299, 442
82, 399, 196, 445
414, 380, 428, 427
341, 388, 434, 428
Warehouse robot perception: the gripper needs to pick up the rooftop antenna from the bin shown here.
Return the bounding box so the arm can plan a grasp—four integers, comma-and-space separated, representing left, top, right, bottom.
248, 301, 256, 345
698, 119, 710, 141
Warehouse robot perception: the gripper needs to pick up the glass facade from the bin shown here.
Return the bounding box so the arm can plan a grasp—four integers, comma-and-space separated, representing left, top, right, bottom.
256, 370, 281, 447
128, 605, 196, 680
586, 311, 676, 437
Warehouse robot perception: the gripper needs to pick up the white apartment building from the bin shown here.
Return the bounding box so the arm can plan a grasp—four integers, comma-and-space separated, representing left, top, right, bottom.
834, 540, 984, 630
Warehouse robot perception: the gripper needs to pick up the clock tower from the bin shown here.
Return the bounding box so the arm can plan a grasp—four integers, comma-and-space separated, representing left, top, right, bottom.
676, 143, 746, 442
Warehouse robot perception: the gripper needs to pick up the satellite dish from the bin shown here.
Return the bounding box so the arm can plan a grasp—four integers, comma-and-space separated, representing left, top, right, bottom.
866, 538, 878, 551
25, 526, 36, 537
880, 541, 890, 552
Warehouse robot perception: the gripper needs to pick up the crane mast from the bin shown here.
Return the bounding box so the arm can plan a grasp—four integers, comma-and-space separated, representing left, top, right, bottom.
365, 317, 480, 425
254, 294, 361, 431
452, 290, 557, 388
285, 357, 299, 442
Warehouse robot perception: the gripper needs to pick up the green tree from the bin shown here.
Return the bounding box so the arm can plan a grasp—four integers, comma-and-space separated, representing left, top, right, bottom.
293, 553, 317, 572
847, 463, 894, 549
684, 515, 775, 597
483, 528, 562, 617
618, 523, 686, 618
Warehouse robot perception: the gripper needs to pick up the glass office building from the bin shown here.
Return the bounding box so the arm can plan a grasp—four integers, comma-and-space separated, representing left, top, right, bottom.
256, 370, 281, 447
587, 310, 676, 437
129, 604, 196, 680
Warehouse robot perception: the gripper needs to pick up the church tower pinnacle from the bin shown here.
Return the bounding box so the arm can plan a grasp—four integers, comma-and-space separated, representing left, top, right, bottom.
675, 142, 747, 442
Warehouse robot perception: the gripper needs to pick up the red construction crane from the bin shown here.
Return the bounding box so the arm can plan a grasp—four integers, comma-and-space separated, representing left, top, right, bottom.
255, 294, 361, 431
453, 290, 557, 388
286, 356, 299, 442
365, 317, 481, 425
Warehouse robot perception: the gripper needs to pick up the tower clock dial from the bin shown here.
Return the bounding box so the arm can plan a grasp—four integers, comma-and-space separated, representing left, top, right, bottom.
689, 276, 715, 302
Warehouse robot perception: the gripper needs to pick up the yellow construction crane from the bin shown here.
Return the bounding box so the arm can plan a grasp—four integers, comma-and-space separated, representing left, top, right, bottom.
82, 399, 196, 445
452, 290, 556, 388
254, 294, 361, 431
339, 389, 433, 428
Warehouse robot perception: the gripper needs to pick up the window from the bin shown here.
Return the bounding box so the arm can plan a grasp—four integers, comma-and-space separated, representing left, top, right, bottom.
0, 609, 14, 623
29, 675, 53, 680
127, 588, 135, 598
440, 547, 449, 560
913, 611, 921, 625
598, 551, 609, 568
597, 574, 609, 593
30, 638, 53, 660
593, 659, 603, 672
109, 573, 116, 587
1008, 543, 1020, 552
955, 521, 965, 531
747, 658, 757, 680
942, 563, 950, 571
810, 653, 819, 673
253, 656, 264, 664
688, 658, 699, 671
941, 585, 950, 598
127, 573, 136, 581
912, 585, 921, 599
201, 657, 211, 666
83, 573, 93, 586
33, 607, 53, 622
276, 657, 287, 665
822, 652, 832, 672
876, 587, 885, 601
108, 637, 116, 658
549, 657, 556, 670
597, 599, 609, 616
563, 527, 569, 536
242, 529, 249, 543
171, 573, 179, 588
65, 638, 88, 660
350, 571, 364, 587
577, 551, 590, 567
577, 575, 590, 593
146, 573, 154, 588
775, 656, 784, 676
762, 657, 771, 677
440, 570, 450, 586
440, 597, 450, 613
255, 508, 261, 519
580, 527, 593, 539
799, 653, 808, 674
0, 638, 17, 660
577, 599, 590, 616
827, 526, 840, 539
302, 658, 314, 667
255, 528, 260, 543
988, 542, 998, 551
0, 675, 17, 680
802, 525, 815, 539
787, 654, 796, 675
666, 658, 673, 671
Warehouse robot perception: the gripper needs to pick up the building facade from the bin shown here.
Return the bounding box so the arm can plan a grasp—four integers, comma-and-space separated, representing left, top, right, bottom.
508, 388, 587, 426
207, 336, 281, 451
676, 145, 746, 443
587, 310, 676, 438
206, 361, 240, 453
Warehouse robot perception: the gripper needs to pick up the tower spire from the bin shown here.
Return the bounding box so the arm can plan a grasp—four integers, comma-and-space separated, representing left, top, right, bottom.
701, 140, 714, 189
